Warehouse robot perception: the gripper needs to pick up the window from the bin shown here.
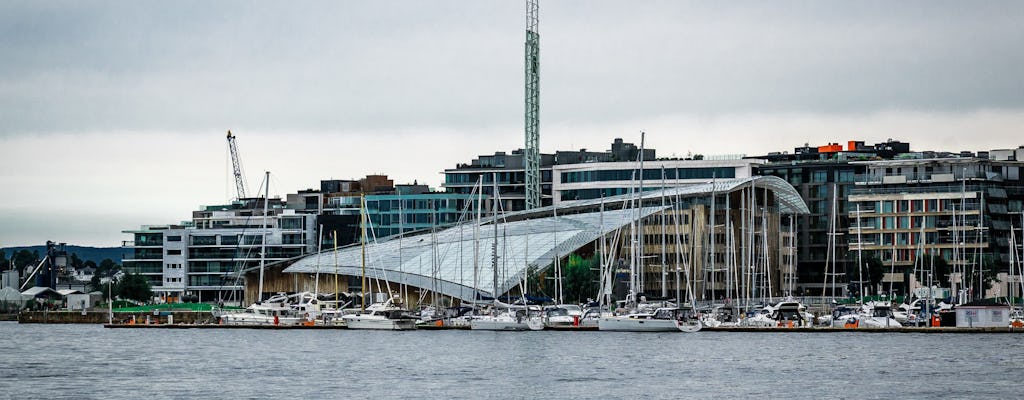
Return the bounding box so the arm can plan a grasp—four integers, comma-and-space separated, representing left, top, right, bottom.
166, 249, 181, 255
283, 233, 304, 245
191, 236, 216, 246
812, 171, 828, 183
166, 235, 182, 242
280, 217, 304, 230
221, 235, 239, 246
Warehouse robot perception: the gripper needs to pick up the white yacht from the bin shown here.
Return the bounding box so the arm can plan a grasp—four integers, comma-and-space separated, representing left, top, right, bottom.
829, 302, 902, 329
700, 304, 740, 328
543, 304, 589, 328
598, 307, 694, 332
219, 292, 308, 326
342, 297, 417, 330
470, 306, 544, 331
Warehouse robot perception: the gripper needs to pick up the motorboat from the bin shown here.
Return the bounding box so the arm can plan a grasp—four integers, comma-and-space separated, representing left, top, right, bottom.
598, 306, 699, 332
768, 301, 813, 328
831, 302, 901, 329
218, 292, 308, 326
543, 304, 588, 328
342, 296, 418, 330
470, 307, 544, 331
700, 304, 740, 328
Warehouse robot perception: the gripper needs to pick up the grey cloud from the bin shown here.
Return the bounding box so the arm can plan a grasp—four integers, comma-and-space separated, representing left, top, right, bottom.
1, 1, 1023, 136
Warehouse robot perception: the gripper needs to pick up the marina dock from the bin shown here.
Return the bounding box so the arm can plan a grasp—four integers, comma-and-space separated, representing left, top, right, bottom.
98, 323, 1024, 333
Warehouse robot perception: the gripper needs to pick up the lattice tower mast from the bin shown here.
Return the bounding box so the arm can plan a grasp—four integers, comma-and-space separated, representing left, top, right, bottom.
524, 0, 541, 209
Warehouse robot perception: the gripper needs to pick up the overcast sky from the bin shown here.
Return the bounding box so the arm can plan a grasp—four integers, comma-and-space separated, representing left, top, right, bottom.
2, 1, 1023, 248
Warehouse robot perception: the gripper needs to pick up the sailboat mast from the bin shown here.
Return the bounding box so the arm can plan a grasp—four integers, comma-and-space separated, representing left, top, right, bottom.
361, 194, 367, 312
660, 167, 667, 298
333, 231, 339, 305
473, 177, 482, 311
314, 225, 323, 296
857, 204, 864, 303
492, 173, 499, 301
725, 189, 732, 302
257, 170, 270, 303
599, 195, 607, 309
398, 190, 405, 304
709, 175, 716, 301
557, 205, 565, 304
637, 132, 645, 297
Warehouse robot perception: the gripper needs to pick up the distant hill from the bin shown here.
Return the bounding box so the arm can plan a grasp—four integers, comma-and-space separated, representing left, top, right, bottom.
1, 245, 126, 265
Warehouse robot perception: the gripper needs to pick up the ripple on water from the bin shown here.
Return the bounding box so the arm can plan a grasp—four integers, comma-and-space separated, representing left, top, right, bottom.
1, 322, 1022, 399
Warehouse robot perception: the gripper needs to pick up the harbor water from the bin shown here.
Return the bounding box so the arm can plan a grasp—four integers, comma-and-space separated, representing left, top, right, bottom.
0, 322, 1020, 399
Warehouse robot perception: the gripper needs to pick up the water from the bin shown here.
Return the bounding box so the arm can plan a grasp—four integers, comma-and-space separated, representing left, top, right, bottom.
0, 322, 1020, 399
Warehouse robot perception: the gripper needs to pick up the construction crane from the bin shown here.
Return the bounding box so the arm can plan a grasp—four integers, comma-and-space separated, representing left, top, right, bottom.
524, 0, 541, 209
226, 130, 248, 199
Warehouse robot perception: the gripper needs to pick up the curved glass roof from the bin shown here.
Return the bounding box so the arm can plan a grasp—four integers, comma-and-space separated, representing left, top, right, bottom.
283, 175, 808, 301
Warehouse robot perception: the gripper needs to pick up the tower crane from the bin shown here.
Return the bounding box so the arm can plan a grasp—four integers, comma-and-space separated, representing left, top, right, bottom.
226, 130, 248, 200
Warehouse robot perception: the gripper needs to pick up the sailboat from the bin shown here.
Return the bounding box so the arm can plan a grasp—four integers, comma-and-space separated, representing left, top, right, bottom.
343, 195, 417, 330
598, 133, 700, 333
470, 174, 544, 331
219, 171, 312, 326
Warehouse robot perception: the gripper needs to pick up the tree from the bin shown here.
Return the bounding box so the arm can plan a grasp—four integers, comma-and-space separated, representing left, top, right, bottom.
14, 250, 37, 269
864, 257, 885, 296
526, 265, 547, 298
964, 255, 1002, 297
89, 273, 103, 293
98, 259, 118, 274
69, 253, 83, 269
116, 273, 152, 303
912, 254, 951, 288
562, 254, 598, 304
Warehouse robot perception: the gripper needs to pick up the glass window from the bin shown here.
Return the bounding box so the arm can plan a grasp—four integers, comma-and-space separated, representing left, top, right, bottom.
191, 236, 216, 246
836, 170, 855, 182
221, 235, 239, 245
812, 171, 828, 183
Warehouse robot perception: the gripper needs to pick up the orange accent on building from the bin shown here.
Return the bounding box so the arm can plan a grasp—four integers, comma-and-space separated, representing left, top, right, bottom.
818, 143, 843, 153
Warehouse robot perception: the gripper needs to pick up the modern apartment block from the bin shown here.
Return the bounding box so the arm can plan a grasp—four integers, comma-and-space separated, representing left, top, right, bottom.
750, 140, 913, 295
444, 138, 653, 212
287, 175, 483, 246
122, 198, 317, 303
847, 155, 1024, 298
553, 158, 763, 204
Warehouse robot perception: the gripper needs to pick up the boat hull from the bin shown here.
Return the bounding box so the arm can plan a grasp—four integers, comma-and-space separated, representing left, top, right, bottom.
470, 316, 542, 331
343, 315, 417, 330
598, 316, 680, 332
220, 314, 302, 326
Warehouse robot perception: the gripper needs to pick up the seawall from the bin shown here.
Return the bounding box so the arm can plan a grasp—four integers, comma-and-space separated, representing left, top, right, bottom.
18, 310, 213, 324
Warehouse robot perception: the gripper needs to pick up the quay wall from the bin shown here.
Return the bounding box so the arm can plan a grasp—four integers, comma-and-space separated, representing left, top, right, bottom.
18, 311, 213, 324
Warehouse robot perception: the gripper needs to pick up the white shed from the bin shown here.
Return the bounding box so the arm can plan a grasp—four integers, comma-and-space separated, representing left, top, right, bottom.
956, 300, 1011, 328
